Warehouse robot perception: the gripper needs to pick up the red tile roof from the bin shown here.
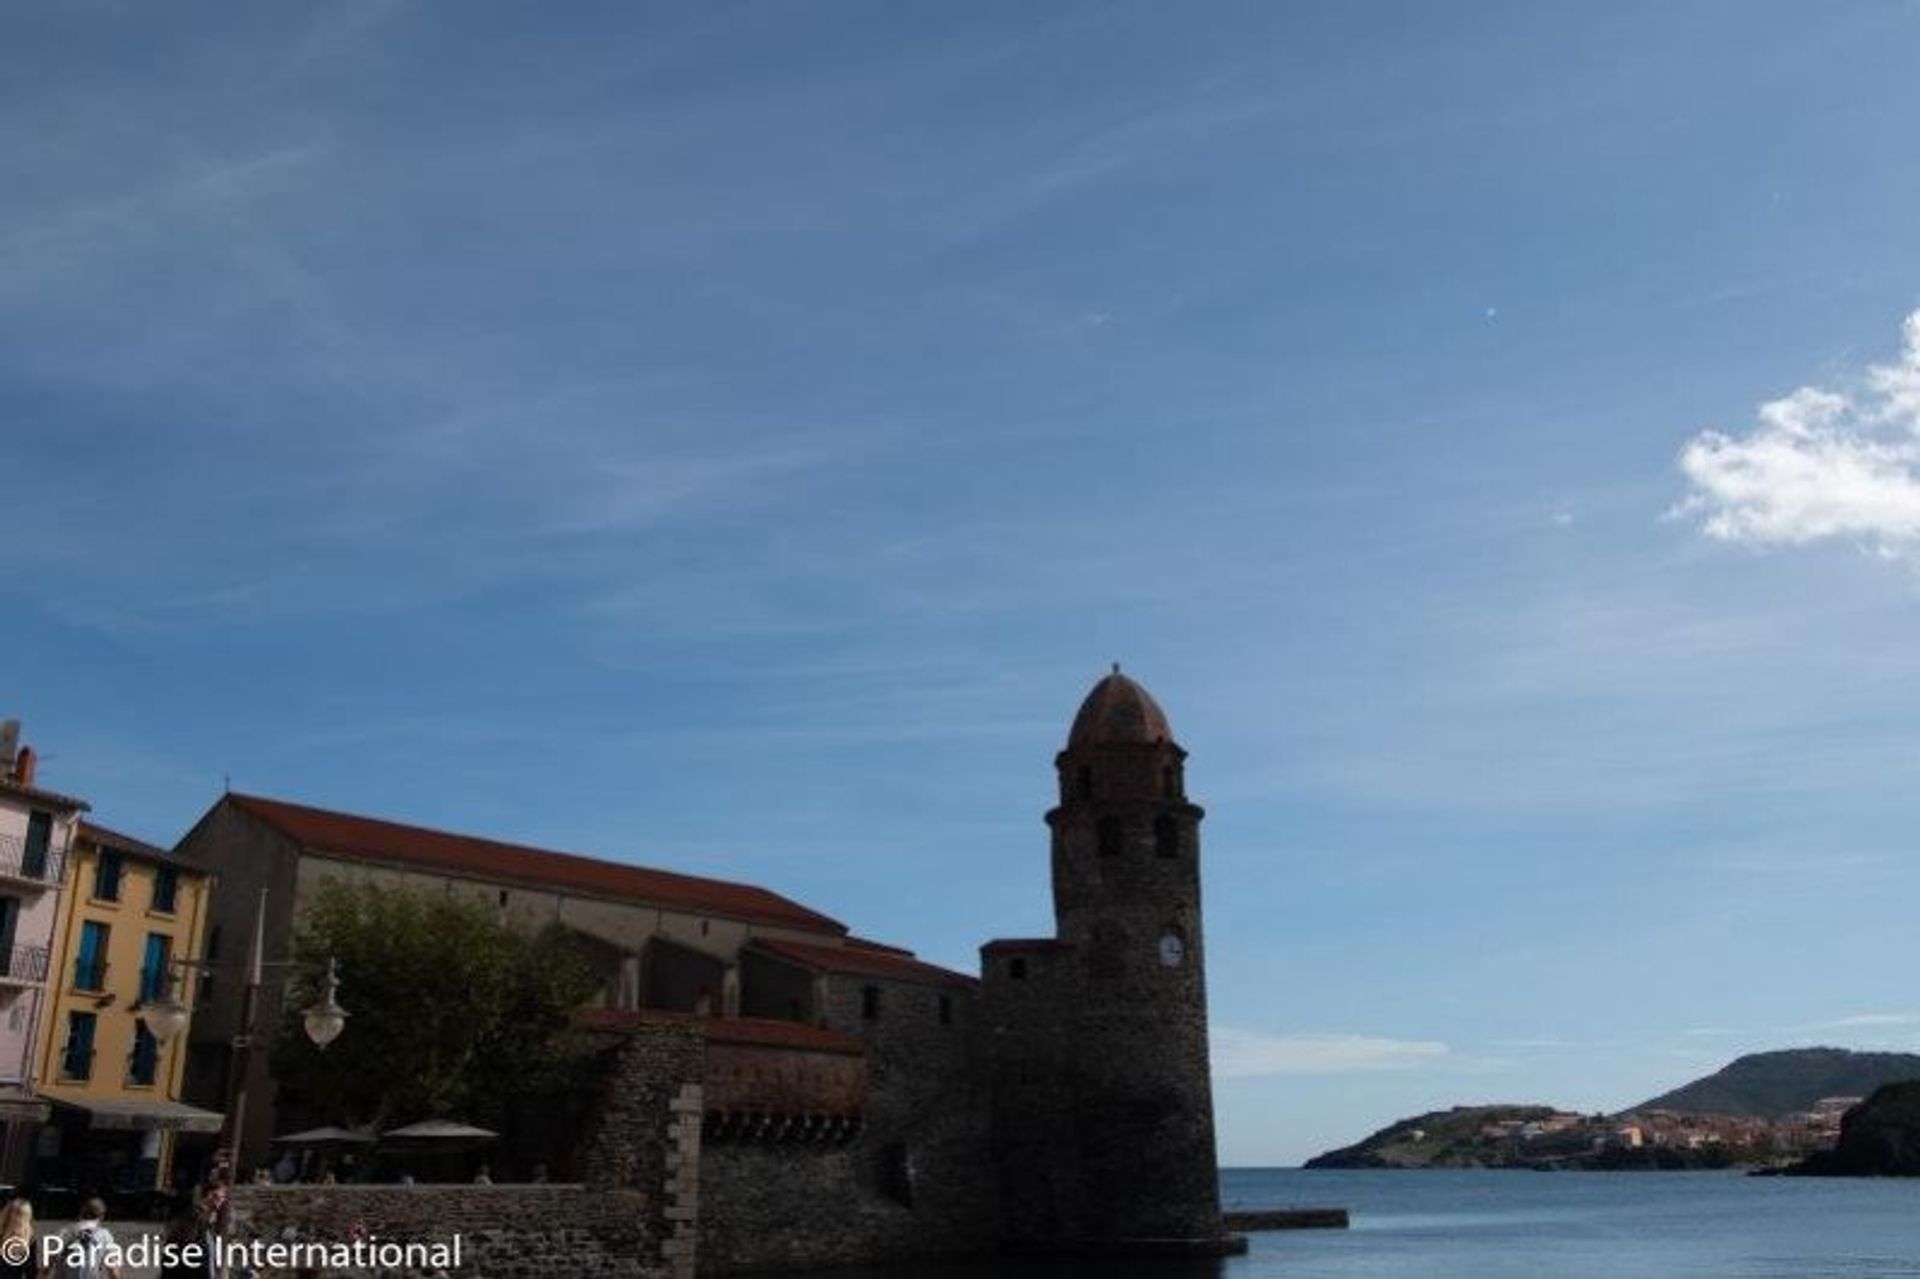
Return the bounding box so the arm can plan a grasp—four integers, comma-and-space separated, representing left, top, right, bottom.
844, 936, 914, 956
574, 1007, 864, 1056
751, 937, 977, 990
226, 793, 845, 935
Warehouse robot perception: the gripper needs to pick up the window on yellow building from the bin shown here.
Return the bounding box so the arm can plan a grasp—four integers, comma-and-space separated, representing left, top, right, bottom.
93, 851, 123, 903
75, 921, 108, 991
140, 934, 171, 1002
61, 1012, 95, 1080
128, 1021, 159, 1086
152, 866, 179, 914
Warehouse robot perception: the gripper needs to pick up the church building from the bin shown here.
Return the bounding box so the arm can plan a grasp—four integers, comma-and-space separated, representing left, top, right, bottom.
174, 670, 1239, 1270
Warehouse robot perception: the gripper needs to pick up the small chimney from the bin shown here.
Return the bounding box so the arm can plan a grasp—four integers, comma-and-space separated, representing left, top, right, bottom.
0, 721, 17, 777
12, 746, 34, 788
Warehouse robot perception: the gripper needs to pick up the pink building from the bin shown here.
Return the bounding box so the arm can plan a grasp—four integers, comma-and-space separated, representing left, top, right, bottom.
0, 720, 86, 1182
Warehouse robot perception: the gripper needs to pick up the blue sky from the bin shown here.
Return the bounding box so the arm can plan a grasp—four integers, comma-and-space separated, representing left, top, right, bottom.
6, 1, 1920, 1164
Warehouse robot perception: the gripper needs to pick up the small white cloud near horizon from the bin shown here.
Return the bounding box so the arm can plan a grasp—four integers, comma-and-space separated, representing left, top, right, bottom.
1685, 1013, 1920, 1039
1489, 1036, 1615, 1052
1674, 309, 1920, 560
1212, 1027, 1449, 1078
1794, 1012, 1920, 1031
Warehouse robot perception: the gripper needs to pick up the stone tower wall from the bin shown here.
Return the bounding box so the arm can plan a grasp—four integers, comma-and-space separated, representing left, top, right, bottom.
979, 939, 1081, 1242
1048, 742, 1221, 1240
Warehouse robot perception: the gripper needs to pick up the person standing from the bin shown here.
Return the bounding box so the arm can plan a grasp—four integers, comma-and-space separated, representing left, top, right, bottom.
157, 1195, 215, 1279
0, 1199, 35, 1279
40, 1198, 120, 1279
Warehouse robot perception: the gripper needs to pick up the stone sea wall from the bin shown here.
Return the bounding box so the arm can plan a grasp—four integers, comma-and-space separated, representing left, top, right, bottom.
232, 1025, 708, 1279
229, 1184, 664, 1279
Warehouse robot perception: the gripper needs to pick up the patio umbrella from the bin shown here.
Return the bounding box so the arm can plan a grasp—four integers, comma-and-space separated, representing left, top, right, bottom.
274, 1126, 377, 1146
380, 1120, 498, 1145
378, 1120, 500, 1182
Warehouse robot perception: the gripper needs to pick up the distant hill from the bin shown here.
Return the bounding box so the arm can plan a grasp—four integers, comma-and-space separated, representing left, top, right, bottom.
1305, 1049, 1920, 1173
1629, 1048, 1920, 1119
1305, 1105, 1564, 1169
1302, 1104, 1754, 1171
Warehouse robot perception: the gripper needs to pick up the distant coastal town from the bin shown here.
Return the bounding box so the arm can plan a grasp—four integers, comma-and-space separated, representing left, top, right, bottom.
1307, 1097, 1856, 1171
1306, 1049, 1920, 1173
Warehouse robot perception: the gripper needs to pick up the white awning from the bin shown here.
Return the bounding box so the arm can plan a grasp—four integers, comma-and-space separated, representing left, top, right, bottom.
50, 1097, 224, 1133
0, 1088, 48, 1124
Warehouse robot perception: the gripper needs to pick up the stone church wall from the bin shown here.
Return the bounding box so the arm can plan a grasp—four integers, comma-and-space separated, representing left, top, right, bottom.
697, 972, 997, 1274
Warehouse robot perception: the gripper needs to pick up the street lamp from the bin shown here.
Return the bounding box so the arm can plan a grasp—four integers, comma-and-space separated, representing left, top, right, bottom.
141, 993, 191, 1047
142, 954, 346, 1051
136, 888, 346, 1202
299, 957, 348, 1049
142, 939, 346, 1053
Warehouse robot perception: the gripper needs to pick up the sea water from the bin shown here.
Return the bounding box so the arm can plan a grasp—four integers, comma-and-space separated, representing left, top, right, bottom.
767, 1168, 1920, 1278
1220, 1168, 1920, 1278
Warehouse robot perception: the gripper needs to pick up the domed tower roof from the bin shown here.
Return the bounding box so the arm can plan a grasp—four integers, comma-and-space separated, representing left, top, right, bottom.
1066, 665, 1175, 749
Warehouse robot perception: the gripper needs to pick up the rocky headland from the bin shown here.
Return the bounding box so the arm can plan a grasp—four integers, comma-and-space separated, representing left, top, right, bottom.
1781, 1082, 1920, 1176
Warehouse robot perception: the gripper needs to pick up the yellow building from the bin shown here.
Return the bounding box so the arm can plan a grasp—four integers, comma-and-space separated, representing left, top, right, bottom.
33, 821, 218, 1195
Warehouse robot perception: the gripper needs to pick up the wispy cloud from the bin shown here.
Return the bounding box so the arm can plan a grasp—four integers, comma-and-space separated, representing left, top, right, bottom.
1490, 1037, 1618, 1053
1212, 1027, 1449, 1078
1794, 1012, 1920, 1032
1685, 1013, 1920, 1039
1675, 310, 1920, 561
0, 143, 328, 294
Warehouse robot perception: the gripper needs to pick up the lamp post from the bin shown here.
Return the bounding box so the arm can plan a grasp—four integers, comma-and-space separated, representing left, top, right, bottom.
142, 888, 347, 1191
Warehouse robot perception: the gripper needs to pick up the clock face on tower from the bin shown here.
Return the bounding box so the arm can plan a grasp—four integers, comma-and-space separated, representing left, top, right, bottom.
1158, 931, 1186, 967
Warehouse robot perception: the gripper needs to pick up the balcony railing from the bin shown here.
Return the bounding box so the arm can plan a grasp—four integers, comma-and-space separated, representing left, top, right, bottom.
0, 945, 49, 984
0, 832, 64, 887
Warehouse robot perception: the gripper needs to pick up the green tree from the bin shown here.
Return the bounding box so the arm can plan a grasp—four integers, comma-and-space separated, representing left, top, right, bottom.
270, 878, 599, 1129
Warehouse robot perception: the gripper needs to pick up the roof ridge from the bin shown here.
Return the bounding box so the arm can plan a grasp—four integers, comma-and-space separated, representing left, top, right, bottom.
0, 777, 91, 813
751, 936, 978, 989
231, 792, 795, 897
77, 820, 177, 861
226, 792, 846, 934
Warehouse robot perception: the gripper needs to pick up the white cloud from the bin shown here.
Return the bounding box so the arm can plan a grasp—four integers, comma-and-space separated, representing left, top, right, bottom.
1794, 1012, 1920, 1031
1676, 310, 1920, 559
1211, 1027, 1449, 1078
1683, 1013, 1920, 1040
1490, 1037, 1615, 1051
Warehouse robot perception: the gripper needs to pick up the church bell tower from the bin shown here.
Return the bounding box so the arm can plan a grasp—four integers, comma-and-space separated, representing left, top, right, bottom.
1043, 665, 1228, 1245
